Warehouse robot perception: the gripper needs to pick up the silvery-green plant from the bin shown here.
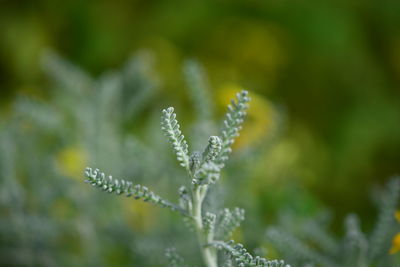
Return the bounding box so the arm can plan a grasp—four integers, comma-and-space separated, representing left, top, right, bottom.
266, 177, 400, 267
84, 90, 289, 267
0, 50, 162, 266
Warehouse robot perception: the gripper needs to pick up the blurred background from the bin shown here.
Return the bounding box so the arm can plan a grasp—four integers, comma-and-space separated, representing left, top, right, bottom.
1, 0, 400, 266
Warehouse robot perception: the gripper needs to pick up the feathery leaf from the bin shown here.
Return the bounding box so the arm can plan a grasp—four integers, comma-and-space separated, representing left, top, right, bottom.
161, 107, 190, 169
212, 240, 290, 267
165, 247, 188, 267
202, 136, 222, 163
84, 167, 187, 215
216, 208, 245, 240
217, 90, 250, 166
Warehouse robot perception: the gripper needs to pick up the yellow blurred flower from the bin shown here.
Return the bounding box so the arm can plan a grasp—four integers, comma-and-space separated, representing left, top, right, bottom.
217, 84, 275, 149
390, 233, 400, 254
56, 146, 87, 179
389, 211, 400, 254
395, 211, 400, 222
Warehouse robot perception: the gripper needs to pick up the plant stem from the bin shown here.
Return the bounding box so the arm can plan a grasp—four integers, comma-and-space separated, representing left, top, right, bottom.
192, 186, 217, 267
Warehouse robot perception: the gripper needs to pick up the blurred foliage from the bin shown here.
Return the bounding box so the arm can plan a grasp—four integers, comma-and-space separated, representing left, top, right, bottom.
266, 178, 400, 267
0, 0, 400, 266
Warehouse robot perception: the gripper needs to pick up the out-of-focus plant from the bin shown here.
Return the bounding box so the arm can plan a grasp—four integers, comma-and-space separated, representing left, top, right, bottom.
1, 51, 286, 266
0, 50, 165, 266
84, 89, 290, 267
266, 177, 400, 267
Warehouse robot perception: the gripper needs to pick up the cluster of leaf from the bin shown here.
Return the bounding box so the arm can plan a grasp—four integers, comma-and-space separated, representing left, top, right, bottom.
266, 177, 400, 267
85, 87, 289, 266
212, 241, 289, 267
0, 49, 284, 266
84, 167, 185, 214
1, 48, 398, 267
0, 50, 169, 266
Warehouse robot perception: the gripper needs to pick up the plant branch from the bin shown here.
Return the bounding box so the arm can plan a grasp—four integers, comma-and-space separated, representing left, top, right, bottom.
191, 185, 217, 267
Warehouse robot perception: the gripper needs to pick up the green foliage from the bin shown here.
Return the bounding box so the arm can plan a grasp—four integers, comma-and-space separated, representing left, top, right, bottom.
165, 248, 188, 267
203, 212, 217, 237
212, 240, 289, 267
2, 2, 400, 238
266, 228, 337, 267
203, 136, 223, 164
217, 91, 250, 165
84, 167, 186, 215
2, 46, 399, 267
84, 89, 289, 266
0, 51, 165, 266
161, 107, 190, 169
266, 177, 400, 267
216, 208, 245, 241
191, 136, 223, 186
